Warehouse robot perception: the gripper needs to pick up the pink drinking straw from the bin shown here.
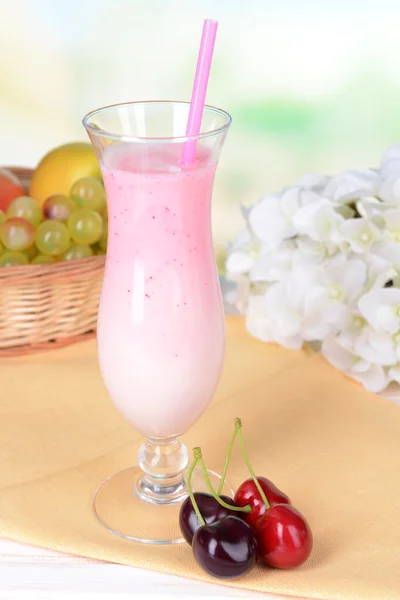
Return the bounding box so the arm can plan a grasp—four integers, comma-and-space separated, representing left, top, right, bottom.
181, 19, 218, 164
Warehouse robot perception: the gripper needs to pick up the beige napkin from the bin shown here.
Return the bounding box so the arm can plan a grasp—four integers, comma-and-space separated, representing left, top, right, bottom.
0, 317, 399, 599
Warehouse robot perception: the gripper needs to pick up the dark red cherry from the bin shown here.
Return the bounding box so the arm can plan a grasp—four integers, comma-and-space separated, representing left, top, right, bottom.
192, 515, 258, 580
179, 492, 237, 545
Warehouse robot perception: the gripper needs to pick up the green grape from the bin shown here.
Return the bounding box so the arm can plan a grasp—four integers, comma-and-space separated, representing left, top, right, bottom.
0, 251, 29, 267
98, 219, 108, 251
31, 254, 56, 265
24, 244, 37, 261
35, 221, 70, 256
62, 243, 93, 261
67, 208, 103, 245
7, 195, 43, 227
70, 177, 106, 213
0, 218, 35, 251
0, 209, 5, 226
43, 194, 77, 222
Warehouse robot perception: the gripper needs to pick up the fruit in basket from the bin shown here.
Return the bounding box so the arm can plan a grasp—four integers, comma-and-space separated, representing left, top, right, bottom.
62, 243, 93, 261
24, 244, 37, 262
35, 221, 70, 256
70, 177, 106, 213
0, 161, 109, 266
67, 208, 103, 245
43, 194, 77, 222
29, 142, 101, 206
0, 251, 29, 267
0, 168, 26, 212
7, 195, 43, 227
0, 218, 35, 251
31, 254, 56, 265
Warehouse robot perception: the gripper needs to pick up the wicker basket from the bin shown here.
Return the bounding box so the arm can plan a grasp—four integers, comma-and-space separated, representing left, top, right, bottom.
0, 167, 104, 356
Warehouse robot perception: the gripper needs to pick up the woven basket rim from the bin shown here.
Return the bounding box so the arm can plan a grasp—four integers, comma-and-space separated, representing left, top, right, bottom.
0, 254, 105, 283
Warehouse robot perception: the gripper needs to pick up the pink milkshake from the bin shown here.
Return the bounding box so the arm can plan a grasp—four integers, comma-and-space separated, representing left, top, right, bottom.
98, 142, 225, 438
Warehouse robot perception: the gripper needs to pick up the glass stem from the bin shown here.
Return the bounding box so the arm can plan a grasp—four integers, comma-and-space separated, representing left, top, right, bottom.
136, 437, 188, 505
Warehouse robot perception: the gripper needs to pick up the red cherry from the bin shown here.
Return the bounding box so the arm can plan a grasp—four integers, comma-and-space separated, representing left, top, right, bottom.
255, 504, 312, 569
234, 477, 291, 529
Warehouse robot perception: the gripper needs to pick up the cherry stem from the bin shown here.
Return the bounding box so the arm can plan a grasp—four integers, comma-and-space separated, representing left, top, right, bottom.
217, 425, 237, 495
235, 418, 270, 510
186, 453, 205, 526
194, 447, 251, 514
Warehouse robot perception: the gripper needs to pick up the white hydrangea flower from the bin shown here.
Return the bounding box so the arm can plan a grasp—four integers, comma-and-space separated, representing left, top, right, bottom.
354, 197, 397, 223
264, 279, 306, 340
378, 175, 400, 204
293, 173, 331, 194
354, 326, 398, 365
322, 334, 388, 392
292, 198, 344, 243
300, 258, 367, 340
372, 245, 400, 271
248, 187, 320, 248
388, 364, 400, 384
323, 169, 381, 203
361, 253, 393, 290
381, 161, 400, 181
225, 142, 400, 395
225, 228, 260, 276
246, 294, 303, 349
294, 237, 338, 266
249, 240, 296, 282
358, 288, 400, 334
381, 209, 400, 241
338, 218, 381, 253
382, 143, 400, 164
339, 311, 367, 345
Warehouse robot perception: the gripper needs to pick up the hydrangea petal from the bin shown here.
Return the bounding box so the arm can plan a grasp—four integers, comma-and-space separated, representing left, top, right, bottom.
248, 195, 287, 246
358, 288, 400, 331
322, 335, 357, 370
226, 250, 254, 275
294, 173, 331, 193
324, 169, 380, 203
354, 328, 397, 365
339, 219, 381, 253
350, 364, 387, 392
379, 175, 400, 204
293, 200, 343, 242
245, 295, 275, 342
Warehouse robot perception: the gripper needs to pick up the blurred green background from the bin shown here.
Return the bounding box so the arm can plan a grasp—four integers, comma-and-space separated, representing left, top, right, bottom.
1, 0, 400, 253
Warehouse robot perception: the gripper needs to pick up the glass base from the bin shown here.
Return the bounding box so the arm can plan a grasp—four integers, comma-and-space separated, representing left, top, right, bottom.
92, 465, 234, 545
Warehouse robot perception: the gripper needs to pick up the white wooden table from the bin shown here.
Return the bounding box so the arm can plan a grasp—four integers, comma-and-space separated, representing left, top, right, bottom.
0, 539, 275, 599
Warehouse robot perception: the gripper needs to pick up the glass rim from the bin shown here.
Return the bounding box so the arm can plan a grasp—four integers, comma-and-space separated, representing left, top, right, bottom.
82, 100, 232, 143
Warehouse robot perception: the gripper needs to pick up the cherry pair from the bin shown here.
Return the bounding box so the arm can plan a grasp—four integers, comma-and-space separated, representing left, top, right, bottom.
179, 447, 258, 580
179, 418, 313, 580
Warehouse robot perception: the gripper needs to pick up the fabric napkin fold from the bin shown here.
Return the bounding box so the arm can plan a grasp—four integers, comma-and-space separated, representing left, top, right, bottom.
0, 317, 399, 599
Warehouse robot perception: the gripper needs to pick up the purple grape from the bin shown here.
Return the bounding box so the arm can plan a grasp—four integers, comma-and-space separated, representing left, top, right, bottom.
192, 516, 258, 580
179, 493, 237, 545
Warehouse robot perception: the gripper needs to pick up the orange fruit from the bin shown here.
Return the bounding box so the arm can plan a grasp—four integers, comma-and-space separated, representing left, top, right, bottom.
29, 142, 101, 206
0, 169, 25, 212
